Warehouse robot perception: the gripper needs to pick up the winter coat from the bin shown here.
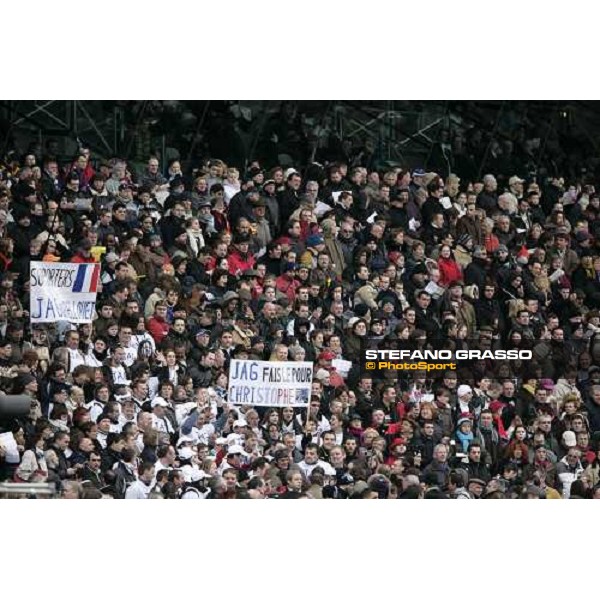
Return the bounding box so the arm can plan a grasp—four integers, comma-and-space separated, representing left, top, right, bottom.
438, 257, 463, 287
15, 449, 47, 482
422, 459, 451, 488
228, 249, 256, 276
354, 282, 378, 310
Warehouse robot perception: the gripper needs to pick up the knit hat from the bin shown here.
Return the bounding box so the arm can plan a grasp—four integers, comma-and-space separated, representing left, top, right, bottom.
495, 244, 509, 255
411, 262, 428, 276
489, 400, 504, 414
457, 416, 472, 428
390, 438, 407, 450
576, 230, 591, 242
516, 246, 530, 265
456, 233, 472, 248
315, 369, 330, 381
562, 431, 577, 448
233, 233, 251, 245
354, 304, 370, 317
457, 384, 472, 397
306, 234, 325, 247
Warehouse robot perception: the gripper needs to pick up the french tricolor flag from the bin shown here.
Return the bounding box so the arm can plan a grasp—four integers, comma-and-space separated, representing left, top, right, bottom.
72, 264, 100, 293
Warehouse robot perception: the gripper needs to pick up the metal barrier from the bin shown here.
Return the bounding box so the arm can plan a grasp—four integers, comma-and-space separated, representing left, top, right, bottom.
0, 482, 57, 499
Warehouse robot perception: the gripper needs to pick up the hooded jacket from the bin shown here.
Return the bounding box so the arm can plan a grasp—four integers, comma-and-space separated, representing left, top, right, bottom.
322, 219, 345, 279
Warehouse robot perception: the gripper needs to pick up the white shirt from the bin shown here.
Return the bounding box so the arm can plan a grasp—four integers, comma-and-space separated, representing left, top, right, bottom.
86, 401, 106, 423
122, 346, 138, 368
297, 459, 336, 478
118, 415, 136, 430
84, 352, 105, 368
97, 431, 108, 449
151, 413, 175, 435
131, 332, 156, 356
189, 423, 215, 446
125, 479, 152, 499
110, 365, 130, 386
286, 320, 315, 337
181, 487, 207, 500
68, 348, 86, 373
223, 181, 240, 205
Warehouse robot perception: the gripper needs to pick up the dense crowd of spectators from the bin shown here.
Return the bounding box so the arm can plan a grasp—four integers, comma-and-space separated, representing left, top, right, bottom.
1, 123, 600, 500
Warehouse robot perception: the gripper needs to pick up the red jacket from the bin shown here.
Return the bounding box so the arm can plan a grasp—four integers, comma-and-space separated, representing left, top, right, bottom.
146, 316, 169, 344
275, 274, 300, 302
228, 249, 256, 276
71, 253, 96, 264
437, 257, 463, 286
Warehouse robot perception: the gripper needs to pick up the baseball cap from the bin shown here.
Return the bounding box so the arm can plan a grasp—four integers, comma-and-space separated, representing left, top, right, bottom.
176, 435, 196, 447
338, 473, 354, 486
181, 465, 209, 483
151, 397, 169, 408
318, 351, 335, 361
227, 444, 248, 456
457, 385, 473, 397
226, 433, 242, 446
233, 419, 248, 429
178, 447, 194, 460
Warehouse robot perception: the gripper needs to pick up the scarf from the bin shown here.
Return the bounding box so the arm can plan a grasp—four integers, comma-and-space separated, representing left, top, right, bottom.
198, 212, 217, 235
92, 348, 108, 361
456, 429, 474, 453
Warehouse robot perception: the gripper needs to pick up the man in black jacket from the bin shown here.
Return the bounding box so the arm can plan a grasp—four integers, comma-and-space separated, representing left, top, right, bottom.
464, 246, 489, 292
101, 432, 125, 473
278, 171, 302, 229
52, 432, 77, 481
585, 385, 600, 434
188, 348, 216, 389
81, 451, 106, 490
413, 290, 441, 337
477, 174, 498, 214
466, 442, 491, 482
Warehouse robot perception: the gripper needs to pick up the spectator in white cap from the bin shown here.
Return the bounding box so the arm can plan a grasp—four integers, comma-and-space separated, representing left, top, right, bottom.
151, 397, 175, 436
457, 384, 474, 415
508, 175, 525, 200
233, 418, 248, 432
180, 466, 210, 499
218, 444, 247, 474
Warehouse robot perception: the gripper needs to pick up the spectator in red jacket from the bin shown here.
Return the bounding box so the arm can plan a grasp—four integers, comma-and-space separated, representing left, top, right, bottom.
227, 233, 256, 276
146, 302, 170, 344
276, 263, 300, 303
71, 239, 97, 264
437, 244, 463, 286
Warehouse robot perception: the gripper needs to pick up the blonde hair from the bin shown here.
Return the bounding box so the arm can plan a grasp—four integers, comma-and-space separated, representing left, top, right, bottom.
508, 299, 525, 319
